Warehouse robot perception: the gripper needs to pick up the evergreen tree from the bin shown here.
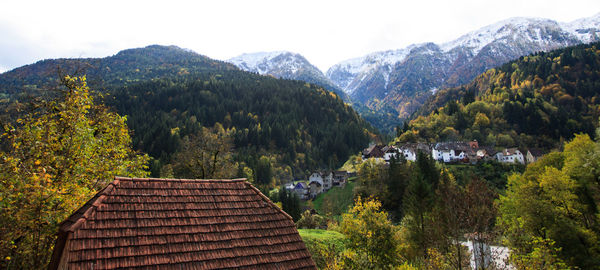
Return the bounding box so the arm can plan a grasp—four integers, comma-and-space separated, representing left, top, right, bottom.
403, 152, 439, 258
383, 155, 410, 220
279, 186, 301, 221
255, 156, 273, 186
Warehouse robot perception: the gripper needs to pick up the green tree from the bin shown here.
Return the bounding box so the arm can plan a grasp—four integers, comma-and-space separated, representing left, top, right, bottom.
255, 156, 273, 186
510, 237, 571, 270
170, 124, 236, 179
402, 152, 439, 258
498, 135, 600, 268
354, 158, 386, 200
279, 186, 302, 221
296, 210, 325, 229
339, 198, 400, 269
383, 155, 410, 220
403, 173, 434, 258
431, 171, 470, 270
0, 76, 149, 269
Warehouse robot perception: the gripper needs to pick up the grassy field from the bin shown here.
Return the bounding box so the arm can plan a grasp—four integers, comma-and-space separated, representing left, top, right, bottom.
298, 229, 346, 268
312, 178, 355, 218
298, 229, 345, 244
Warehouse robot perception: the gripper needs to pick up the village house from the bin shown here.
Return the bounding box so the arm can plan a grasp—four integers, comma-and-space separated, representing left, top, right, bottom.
49, 177, 316, 269
308, 172, 324, 198
393, 140, 537, 165
382, 145, 399, 162
362, 144, 385, 160
362, 144, 411, 163
306, 170, 349, 198
397, 143, 431, 161
322, 171, 333, 191
476, 147, 496, 161
432, 141, 478, 163
286, 181, 309, 200
496, 148, 525, 164
308, 171, 335, 197
285, 182, 295, 190
308, 181, 322, 198
332, 171, 348, 187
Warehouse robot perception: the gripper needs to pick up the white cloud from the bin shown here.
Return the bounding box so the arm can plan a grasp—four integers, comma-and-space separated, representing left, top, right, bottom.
0, 0, 598, 72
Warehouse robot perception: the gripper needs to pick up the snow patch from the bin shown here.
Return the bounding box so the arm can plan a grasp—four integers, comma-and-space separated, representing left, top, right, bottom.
228, 51, 312, 76
327, 13, 600, 97
440, 17, 558, 54
560, 13, 600, 43
327, 45, 420, 92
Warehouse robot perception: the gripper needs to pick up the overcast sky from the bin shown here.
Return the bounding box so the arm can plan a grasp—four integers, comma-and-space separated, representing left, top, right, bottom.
0, 0, 598, 73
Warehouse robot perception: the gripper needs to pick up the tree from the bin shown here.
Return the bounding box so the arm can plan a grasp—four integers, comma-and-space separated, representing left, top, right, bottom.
402, 152, 439, 258
510, 237, 571, 270
255, 156, 273, 186
296, 210, 325, 229
0, 76, 149, 269
403, 173, 434, 258
464, 177, 498, 269
498, 135, 600, 268
339, 198, 400, 269
354, 158, 386, 200
170, 124, 236, 179
431, 171, 470, 270
278, 186, 301, 221
415, 152, 439, 189
383, 155, 410, 220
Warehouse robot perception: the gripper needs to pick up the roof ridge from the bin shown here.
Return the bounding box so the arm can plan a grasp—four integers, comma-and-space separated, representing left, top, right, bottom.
61, 177, 121, 233
114, 176, 247, 183
62, 177, 256, 233
245, 182, 295, 222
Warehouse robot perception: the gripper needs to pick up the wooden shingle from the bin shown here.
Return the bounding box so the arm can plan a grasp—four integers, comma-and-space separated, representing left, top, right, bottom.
48, 177, 316, 270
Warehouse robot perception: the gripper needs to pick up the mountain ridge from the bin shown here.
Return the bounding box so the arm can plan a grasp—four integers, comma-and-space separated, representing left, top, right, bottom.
327, 13, 600, 119
0, 45, 238, 98
227, 51, 349, 99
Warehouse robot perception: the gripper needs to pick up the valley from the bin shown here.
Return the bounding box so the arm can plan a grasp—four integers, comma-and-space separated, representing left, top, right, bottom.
1, 10, 600, 270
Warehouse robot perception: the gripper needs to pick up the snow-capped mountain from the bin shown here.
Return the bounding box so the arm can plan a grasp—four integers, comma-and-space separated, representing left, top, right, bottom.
229, 51, 302, 75
228, 51, 347, 99
561, 14, 600, 43
327, 13, 600, 118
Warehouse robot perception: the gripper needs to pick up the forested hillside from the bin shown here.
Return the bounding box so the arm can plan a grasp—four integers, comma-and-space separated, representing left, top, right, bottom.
0, 45, 374, 182
400, 42, 600, 149
0, 45, 237, 98
107, 71, 372, 180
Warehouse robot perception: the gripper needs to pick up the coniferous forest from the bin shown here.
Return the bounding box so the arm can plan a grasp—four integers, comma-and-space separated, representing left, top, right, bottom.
107, 71, 373, 180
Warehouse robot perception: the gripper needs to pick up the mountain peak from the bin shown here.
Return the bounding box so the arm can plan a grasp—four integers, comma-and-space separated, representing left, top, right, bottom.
114, 44, 209, 60
440, 17, 562, 54
227, 51, 303, 75
227, 51, 348, 99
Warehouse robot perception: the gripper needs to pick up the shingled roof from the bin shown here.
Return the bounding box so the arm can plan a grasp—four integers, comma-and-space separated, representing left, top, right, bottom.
48, 177, 316, 270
